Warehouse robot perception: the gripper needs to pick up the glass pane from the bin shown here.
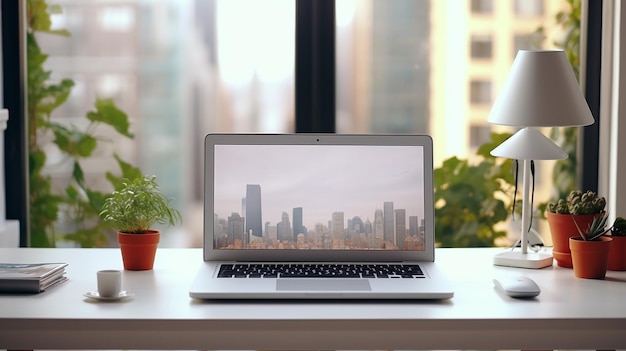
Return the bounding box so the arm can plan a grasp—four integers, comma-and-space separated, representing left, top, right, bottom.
34, 0, 295, 247
469, 80, 493, 104
515, 0, 545, 17
336, 0, 572, 247
471, 0, 493, 14
470, 34, 493, 59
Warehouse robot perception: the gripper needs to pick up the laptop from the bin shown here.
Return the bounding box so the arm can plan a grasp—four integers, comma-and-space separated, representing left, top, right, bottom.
189, 133, 454, 299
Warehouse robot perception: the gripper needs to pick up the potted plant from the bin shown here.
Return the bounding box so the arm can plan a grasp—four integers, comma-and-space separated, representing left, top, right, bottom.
569, 214, 612, 279
100, 176, 182, 270
546, 190, 606, 268
608, 216, 626, 271
27, 0, 143, 248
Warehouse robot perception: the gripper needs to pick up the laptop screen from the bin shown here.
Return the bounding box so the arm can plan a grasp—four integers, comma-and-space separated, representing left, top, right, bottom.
211, 142, 427, 253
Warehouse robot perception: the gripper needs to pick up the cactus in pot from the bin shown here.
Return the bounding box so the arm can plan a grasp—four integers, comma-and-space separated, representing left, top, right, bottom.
546, 190, 606, 268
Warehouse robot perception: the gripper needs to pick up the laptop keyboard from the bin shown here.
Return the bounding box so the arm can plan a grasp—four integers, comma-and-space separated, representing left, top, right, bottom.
217, 263, 425, 279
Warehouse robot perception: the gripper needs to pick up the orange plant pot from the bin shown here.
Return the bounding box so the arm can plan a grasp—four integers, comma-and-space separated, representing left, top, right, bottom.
117, 230, 160, 271
569, 236, 612, 279
547, 213, 598, 268
608, 235, 626, 271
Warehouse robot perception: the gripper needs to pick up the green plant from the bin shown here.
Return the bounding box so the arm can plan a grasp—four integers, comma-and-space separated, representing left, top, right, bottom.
100, 176, 182, 234
434, 132, 515, 247
573, 213, 610, 241
547, 190, 606, 215
27, 0, 141, 247
611, 217, 626, 236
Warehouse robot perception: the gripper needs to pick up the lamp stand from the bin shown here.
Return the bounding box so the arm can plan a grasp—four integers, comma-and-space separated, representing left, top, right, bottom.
494, 158, 553, 269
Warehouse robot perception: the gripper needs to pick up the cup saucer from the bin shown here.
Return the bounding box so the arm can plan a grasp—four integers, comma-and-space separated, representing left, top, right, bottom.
83, 290, 134, 301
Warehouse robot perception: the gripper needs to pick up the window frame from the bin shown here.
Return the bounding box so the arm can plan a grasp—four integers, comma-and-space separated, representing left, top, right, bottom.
580, 0, 603, 193
295, 0, 336, 132
1, 0, 28, 246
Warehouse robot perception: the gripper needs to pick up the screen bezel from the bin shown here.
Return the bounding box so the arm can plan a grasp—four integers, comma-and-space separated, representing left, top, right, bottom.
203, 133, 435, 262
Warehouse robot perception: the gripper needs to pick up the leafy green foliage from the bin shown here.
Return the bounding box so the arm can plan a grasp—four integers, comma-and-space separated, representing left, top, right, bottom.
27, 0, 142, 247
434, 133, 514, 247
100, 176, 182, 234
87, 99, 134, 138
434, 1, 583, 247
106, 154, 144, 186
612, 217, 626, 237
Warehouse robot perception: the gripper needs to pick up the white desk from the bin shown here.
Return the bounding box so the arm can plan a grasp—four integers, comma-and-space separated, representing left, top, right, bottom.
1, 247, 625, 350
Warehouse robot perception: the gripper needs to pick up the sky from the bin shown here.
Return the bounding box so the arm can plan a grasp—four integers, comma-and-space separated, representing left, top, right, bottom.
212, 145, 426, 230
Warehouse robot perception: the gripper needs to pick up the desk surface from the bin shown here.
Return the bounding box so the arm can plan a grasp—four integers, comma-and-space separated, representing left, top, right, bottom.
1, 247, 625, 350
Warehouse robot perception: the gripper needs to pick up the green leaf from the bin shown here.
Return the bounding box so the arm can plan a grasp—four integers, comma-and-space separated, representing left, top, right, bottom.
86, 189, 108, 214
87, 99, 134, 138
42, 79, 75, 113
28, 0, 53, 32
65, 184, 79, 201
28, 0, 71, 36
29, 150, 47, 174
50, 123, 97, 158
76, 134, 97, 157
72, 161, 86, 189
26, 33, 48, 69
476, 132, 512, 158
106, 154, 143, 189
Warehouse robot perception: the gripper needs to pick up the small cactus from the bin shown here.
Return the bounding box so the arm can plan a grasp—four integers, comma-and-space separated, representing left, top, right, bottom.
547, 199, 570, 214
547, 190, 606, 215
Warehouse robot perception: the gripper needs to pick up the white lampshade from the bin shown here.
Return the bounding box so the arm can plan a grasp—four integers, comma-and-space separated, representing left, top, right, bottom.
490, 127, 568, 160
487, 50, 594, 127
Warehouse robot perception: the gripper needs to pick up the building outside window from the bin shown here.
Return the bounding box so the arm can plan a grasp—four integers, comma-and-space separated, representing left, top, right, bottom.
469, 80, 493, 105
470, 34, 493, 59
33, 0, 568, 247
471, 0, 493, 14
514, 0, 545, 17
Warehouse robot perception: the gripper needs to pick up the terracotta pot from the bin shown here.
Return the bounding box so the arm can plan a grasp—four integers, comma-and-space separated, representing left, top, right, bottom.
552, 250, 572, 268
117, 230, 160, 271
569, 236, 612, 279
608, 235, 626, 271
547, 213, 599, 268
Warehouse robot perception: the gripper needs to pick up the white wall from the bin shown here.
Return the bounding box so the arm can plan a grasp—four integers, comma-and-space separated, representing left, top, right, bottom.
599, 0, 626, 220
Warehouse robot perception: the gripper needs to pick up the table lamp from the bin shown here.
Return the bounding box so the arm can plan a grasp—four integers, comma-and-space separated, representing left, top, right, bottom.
487, 50, 594, 269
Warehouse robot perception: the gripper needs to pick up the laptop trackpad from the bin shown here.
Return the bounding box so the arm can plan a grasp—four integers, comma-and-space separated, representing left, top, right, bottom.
276, 279, 372, 291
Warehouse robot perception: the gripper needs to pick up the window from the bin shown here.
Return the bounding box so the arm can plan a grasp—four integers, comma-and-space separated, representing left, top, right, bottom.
471, 34, 493, 59
6, 0, 591, 248
513, 32, 543, 58
99, 6, 135, 31
470, 80, 493, 105
469, 123, 492, 149
35, 0, 295, 247
514, 0, 544, 17
471, 0, 493, 14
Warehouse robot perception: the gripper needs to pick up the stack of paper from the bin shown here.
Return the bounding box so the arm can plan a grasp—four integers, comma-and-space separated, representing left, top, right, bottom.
0, 263, 68, 293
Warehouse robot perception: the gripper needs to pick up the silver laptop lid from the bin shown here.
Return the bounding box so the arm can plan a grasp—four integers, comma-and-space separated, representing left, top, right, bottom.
203, 134, 435, 262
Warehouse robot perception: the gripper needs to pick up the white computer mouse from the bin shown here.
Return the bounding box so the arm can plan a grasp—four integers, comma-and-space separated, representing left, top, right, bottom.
493, 276, 540, 298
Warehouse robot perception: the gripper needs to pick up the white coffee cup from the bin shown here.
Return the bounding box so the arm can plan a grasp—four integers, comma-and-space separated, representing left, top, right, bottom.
97, 269, 122, 297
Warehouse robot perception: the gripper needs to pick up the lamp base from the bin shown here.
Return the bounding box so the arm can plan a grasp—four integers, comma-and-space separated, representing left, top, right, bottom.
493, 250, 553, 269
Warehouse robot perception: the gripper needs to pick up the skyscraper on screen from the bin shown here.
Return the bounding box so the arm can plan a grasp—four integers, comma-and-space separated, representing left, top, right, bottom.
245, 184, 263, 238
383, 201, 394, 243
